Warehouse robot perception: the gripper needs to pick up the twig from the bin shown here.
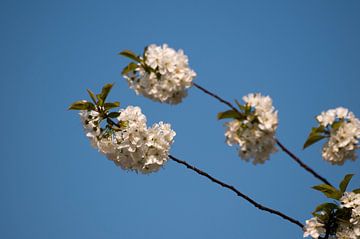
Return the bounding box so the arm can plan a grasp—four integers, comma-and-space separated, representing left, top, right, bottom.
192, 82, 332, 186
169, 154, 304, 229
275, 139, 333, 186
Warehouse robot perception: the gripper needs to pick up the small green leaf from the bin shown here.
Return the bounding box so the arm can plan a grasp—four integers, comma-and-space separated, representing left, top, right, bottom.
312, 184, 342, 200
122, 62, 138, 75
87, 89, 97, 104
104, 102, 120, 110
68, 101, 95, 110
107, 112, 120, 118
119, 50, 142, 63
332, 120, 343, 130
303, 126, 327, 149
336, 207, 352, 221
339, 174, 354, 193
96, 83, 113, 106
313, 202, 338, 214
235, 99, 246, 111
217, 110, 240, 120
353, 188, 360, 194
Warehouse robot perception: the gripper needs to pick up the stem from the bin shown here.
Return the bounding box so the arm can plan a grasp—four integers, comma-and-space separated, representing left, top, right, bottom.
275, 139, 333, 186
192, 82, 332, 186
169, 154, 304, 229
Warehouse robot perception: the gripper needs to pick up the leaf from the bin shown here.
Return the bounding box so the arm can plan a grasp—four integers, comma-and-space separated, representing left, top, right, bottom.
97, 83, 114, 106
68, 100, 95, 110
332, 120, 343, 130
313, 202, 338, 214
336, 207, 352, 221
303, 126, 327, 149
87, 89, 97, 104
217, 110, 240, 120
104, 102, 120, 110
107, 112, 120, 118
339, 174, 354, 193
353, 188, 360, 194
122, 62, 138, 75
119, 50, 142, 63
312, 184, 342, 200
235, 99, 245, 111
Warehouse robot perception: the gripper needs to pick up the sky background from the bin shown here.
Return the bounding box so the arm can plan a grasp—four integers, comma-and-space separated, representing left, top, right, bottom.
0, 0, 359, 238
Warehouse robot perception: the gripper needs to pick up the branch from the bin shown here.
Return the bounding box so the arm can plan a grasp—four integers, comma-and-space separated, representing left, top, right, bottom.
192, 82, 332, 186
169, 154, 304, 229
275, 139, 333, 186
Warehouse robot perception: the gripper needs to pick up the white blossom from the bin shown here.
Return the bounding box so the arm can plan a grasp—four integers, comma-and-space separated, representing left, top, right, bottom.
303, 217, 326, 238
225, 93, 278, 164
318, 108, 360, 165
123, 44, 196, 104
80, 106, 176, 174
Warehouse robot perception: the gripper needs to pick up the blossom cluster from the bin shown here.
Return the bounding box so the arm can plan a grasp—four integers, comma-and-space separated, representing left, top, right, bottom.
224, 93, 278, 164
303, 192, 360, 239
317, 107, 360, 165
80, 106, 176, 174
123, 44, 196, 104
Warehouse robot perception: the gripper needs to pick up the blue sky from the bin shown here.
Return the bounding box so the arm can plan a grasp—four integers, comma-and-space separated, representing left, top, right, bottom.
0, 0, 359, 238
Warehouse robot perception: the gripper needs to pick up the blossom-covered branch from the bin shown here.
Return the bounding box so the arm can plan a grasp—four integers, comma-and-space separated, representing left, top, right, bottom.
192, 82, 332, 185
169, 154, 304, 229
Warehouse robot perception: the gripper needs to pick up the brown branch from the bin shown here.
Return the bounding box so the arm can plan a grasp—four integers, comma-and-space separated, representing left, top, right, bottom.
192, 82, 332, 186
275, 139, 333, 186
169, 154, 304, 229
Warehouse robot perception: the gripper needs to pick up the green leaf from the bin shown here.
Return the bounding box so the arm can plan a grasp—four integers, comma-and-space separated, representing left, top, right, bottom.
313, 202, 338, 214
97, 83, 114, 106
332, 120, 343, 130
122, 62, 138, 75
119, 50, 142, 63
104, 102, 120, 110
336, 207, 352, 221
87, 89, 97, 104
303, 126, 327, 149
312, 184, 342, 200
339, 174, 354, 193
68, 100, 95, 110
217, 110, 240, 120
352, 188, 360, 194
235, 99, 246, 111
107, 112, 120, 118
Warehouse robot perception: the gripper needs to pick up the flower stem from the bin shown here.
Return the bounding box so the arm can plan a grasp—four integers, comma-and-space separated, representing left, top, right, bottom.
169, 154, 304, 229
192, 82, 332, 186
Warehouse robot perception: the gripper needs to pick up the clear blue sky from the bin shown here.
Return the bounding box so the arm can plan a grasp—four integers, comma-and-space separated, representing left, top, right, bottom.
0, 0, 359, 238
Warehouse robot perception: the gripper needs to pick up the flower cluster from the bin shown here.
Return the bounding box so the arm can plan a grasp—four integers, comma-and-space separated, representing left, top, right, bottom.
303, 191, 360, 239
80, 106, 176, 174
224, 93, 278, 164
123, 44, 196, 104
317, 107, 360, 165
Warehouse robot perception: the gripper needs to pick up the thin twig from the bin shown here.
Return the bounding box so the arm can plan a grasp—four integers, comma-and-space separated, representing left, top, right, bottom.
275, 139, 333, 186
192, 82, 332, 186
169, 154, 304, 229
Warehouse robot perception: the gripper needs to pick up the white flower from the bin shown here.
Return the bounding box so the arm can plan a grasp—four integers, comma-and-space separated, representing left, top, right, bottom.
303, 217, 326, 238
225, 93, 278, 164
80, 106, 176, 174
336, 192, 360, 239
319, 108, 360, 165
123, 44, 196, 104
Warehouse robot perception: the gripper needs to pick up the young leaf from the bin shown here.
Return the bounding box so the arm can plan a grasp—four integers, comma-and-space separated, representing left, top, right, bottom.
68, 101, 95, 110
122, 62, 138, 76
98, 83, 114, 105
107, 112, 120, 118
119, 50, 142, 63
217, 110, 240, 120
235, 99, 245, 111
87, 89, 97, 104
352, 188, 360, 194
313, 202, 338, 214
104, 102, 120, 110
96, 94, 104, 107
312, 184, 342, 200
303, 126, 327, 149
339, 174, 354, 193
